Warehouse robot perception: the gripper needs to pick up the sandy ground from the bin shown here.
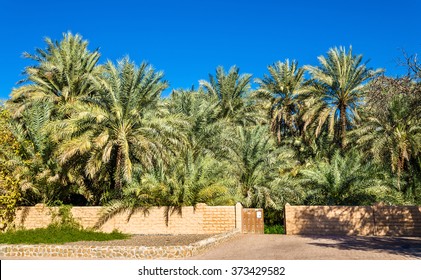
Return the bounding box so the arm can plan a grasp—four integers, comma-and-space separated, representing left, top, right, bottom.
68, 234, 214, 246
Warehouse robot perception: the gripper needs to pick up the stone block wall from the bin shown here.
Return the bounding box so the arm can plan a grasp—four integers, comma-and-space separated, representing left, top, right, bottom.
285, 204, 421, 236
375, 206, 421, 236
203, 206, 236, 234
13, 203, 244, 234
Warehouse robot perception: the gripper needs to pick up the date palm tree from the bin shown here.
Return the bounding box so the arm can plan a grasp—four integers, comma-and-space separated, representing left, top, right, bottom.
55, 58, 186, 196
2, 101, 68, 205
9, 32, 101, 117
304, 46, 382, 148
166, 89, 237, 160
230, 126, 285, 209
199, 66, 260, 125
95, 152, 236, 228
255, 59, 306, 144
299, 151, 395, 205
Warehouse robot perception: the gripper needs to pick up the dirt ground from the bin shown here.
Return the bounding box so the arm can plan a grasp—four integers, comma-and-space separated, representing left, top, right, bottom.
67, 234, 214, 246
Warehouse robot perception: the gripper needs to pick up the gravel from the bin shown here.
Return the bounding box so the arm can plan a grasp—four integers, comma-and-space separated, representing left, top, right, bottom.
67, 234, 215, 247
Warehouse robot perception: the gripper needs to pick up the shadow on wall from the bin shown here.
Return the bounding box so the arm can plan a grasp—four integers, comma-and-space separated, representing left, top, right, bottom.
285, 204, 421, 259
285, 205, 376, 235
285, 204, 421, 237
375, 206, 421, 236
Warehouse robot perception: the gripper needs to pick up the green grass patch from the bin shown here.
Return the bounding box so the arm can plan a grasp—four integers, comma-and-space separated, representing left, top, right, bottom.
264, 224, 285, 234
0, 225, 129, 244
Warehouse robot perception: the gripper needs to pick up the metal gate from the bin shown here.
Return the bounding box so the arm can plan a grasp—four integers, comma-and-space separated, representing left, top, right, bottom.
242, 208, 264, 234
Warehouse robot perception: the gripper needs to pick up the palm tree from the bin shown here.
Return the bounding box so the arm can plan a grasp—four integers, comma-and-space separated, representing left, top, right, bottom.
255, 60, 306, 144
55, 58, 186, 197
230, 126, 284, 209
5, 32, 101, 204
304, 46, 382, 148
9, 32, 100, 117
5, 101, 69, 204
299, 151, 396, 205
166, 89, 234, 160
352, 76, 421, 195
141, 152, 235, 210
199, 66, 260, 125
95, 152, 236, 228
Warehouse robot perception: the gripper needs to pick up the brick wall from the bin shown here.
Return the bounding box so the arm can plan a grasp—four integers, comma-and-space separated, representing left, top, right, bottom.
14, 203, 244, 234
375, 206, 421, 236
285, 204, 421, 236
203, 206, 236, 234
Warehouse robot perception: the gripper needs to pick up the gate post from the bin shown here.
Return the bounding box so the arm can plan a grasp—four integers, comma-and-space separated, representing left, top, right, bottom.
235, 202, 243, 230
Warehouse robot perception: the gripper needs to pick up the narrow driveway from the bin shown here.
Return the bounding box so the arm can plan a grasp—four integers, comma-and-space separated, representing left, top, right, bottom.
188, 234, 421, 260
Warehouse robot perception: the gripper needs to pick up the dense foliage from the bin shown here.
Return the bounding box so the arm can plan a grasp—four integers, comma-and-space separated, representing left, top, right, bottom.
1, 33, 420, 228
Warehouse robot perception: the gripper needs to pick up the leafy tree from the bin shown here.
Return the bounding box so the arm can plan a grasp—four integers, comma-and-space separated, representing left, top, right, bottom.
304, 46, 383, 148
352, 76, 421, 199
0, 108, 22, 230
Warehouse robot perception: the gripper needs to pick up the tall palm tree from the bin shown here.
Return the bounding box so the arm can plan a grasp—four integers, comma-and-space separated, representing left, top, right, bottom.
255, 59, 306, 144
55, 58, 186, 196
304, 46, 382, 148
5, 32, 101, 204
9, 32, 100, 117
166, 89, 233, 160
230, 126, 283, 209
199, 66, 259, 125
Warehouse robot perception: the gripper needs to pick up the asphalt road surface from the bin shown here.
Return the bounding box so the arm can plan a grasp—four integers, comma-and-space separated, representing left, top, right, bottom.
187, 234, 421, 260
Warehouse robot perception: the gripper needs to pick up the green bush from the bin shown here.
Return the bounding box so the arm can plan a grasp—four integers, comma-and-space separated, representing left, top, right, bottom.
49, 204, 80, 229
264, 224, 285, 234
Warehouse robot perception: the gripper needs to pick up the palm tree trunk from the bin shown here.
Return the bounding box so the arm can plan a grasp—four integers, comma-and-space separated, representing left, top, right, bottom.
115, 145, 122, 190
340, 103, 347, 149
275, 116, 281, 144
397, 156, 404, 191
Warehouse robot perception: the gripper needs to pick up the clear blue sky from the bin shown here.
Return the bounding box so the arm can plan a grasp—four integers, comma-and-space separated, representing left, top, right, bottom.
0, 0, 420, 100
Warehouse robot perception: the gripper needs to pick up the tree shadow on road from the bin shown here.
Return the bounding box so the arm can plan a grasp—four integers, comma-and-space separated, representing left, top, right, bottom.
306, 235, 421, 259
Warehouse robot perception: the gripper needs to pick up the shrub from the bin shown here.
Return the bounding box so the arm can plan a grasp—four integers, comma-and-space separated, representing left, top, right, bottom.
264, 224, 285, 234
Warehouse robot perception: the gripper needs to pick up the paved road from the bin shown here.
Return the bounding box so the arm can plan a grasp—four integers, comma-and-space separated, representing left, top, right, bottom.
187, 234, 421, 260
